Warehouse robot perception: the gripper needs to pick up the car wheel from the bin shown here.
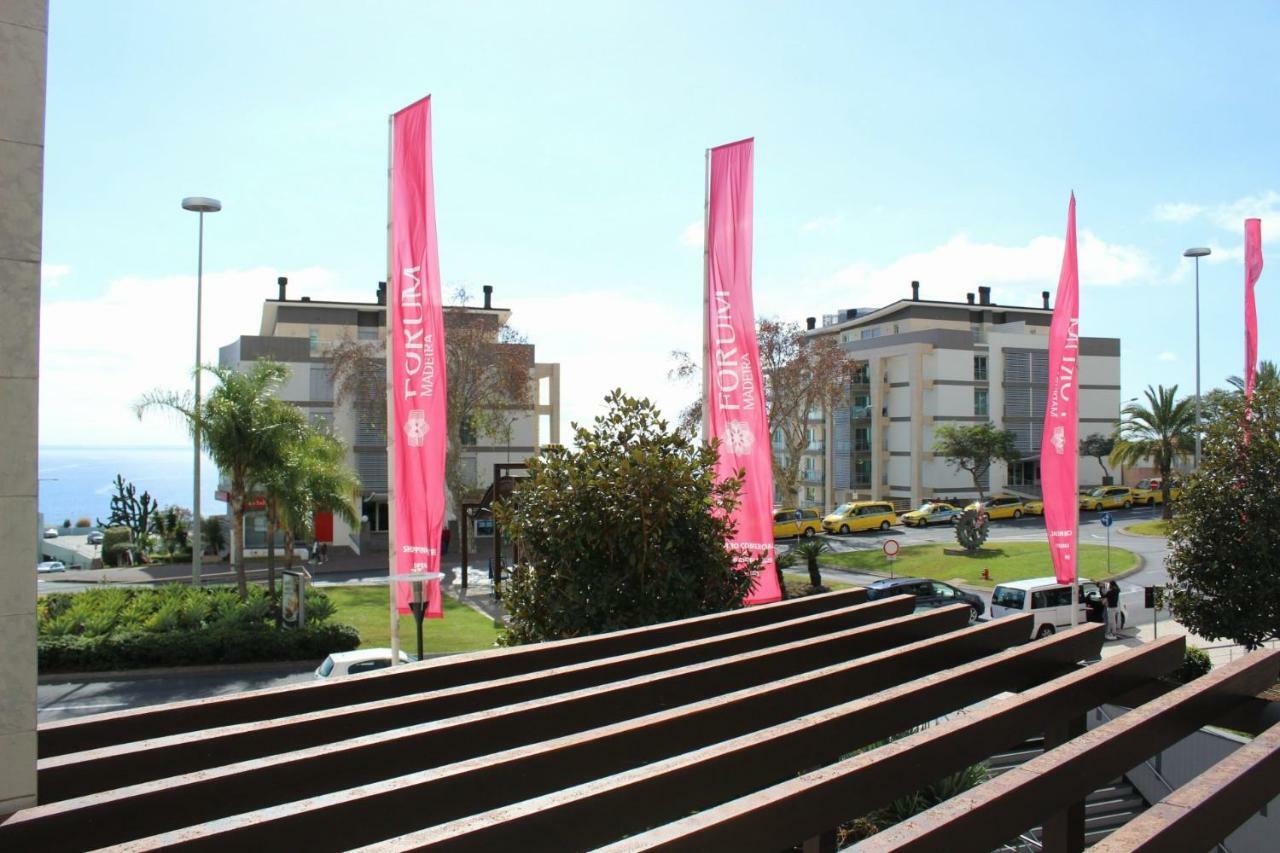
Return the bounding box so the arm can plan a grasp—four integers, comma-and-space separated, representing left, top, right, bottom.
1123, 501, 1132, 510
839, 524, 850, 535
1013, 509, 1023, 519
1035, 624, 1055, 640
880, 520, 890, 531
802, 527, 815, 538
967, 606, 979, 625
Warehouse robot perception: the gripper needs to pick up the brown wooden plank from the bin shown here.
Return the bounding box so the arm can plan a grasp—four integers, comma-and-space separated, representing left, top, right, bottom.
1090, 718, 1280, 852
857, 649, 1280, 852
53, 614, 1043, 852
1, 604, 966, 851
564, 636, 1186, 853
37, 586, 868, 758
37, 594, 901, 799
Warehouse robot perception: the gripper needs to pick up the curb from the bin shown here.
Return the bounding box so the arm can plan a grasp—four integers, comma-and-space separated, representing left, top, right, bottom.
38, 659, 315, 685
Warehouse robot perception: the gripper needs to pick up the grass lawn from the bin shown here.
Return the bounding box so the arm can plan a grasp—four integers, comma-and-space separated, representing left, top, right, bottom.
1124, 519, 1171, 537
822, 542, 1138, 587
782, 571, 855, 591
324, 587, 503, 652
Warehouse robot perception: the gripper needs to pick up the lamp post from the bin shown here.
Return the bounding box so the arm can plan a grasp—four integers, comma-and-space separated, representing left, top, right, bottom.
182, 196, 222, 585
1183, 247, 1211, 469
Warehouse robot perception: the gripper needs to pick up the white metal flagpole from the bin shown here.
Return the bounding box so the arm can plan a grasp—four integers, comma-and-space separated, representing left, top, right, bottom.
386, 113, 401, 665
701, 148, 711, 444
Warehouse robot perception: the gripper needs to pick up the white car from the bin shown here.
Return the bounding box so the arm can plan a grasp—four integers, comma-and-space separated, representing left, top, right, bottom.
315, 648, 415, 679
43, 528, 59, 539
37, 561, 67, 573
990, 577, 1130, 640
87, 531, 105, 544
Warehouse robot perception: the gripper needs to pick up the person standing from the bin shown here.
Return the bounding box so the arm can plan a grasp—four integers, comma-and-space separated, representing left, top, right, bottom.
441, 525, 452, 556
1106, 580, 1122, 639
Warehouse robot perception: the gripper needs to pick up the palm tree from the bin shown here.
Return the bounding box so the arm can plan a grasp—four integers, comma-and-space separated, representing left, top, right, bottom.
790, 538, 834, 589
1227, 359, 1279, 394
136, 360, 299, 599
1109, 385, 1195, 519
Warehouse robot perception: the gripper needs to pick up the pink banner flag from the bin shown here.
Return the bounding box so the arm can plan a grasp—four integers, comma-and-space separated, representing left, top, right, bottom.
389, 96, 447, 617
1041, 194, 1080, 585
704, 138, 780, 606
1245, 218, 1263, 401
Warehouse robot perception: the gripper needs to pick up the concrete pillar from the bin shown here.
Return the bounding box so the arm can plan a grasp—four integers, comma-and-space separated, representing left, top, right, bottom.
868, 356, 884, 501
909, 348, 925, 507
0, 0, 47, 815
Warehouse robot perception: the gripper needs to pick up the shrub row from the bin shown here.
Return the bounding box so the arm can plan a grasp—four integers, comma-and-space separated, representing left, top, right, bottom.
38, 623, 360, 672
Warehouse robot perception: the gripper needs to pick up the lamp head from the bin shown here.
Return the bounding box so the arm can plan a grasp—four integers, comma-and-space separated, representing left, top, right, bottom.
182, 197, 222, 213
1183, 247, 1211, 258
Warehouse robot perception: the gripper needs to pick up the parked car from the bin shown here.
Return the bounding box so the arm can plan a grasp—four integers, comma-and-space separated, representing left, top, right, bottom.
772, 507, 824, 539
989, 577, 1129, 640
37, 561, 67, 573
87, 530, 105, 544
822, 501, 897, 534
964, 495, 1026, 520
42, 528, 59, 539
315, 648, 415, 679
1022, 499, 1044, 516
864, 577, 984, 623
1078, 486, 1134, 511
900, 502, 961, 528
1131, 478, 1183, 506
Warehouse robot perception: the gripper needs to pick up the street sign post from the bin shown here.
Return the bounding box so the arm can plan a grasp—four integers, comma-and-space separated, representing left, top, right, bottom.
883, 539, 900, 578
396, 571, 443, 662
1100, 512, 1113, 574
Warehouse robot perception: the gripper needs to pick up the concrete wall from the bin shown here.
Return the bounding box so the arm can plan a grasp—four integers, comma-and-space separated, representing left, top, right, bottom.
0, 0, 46, 814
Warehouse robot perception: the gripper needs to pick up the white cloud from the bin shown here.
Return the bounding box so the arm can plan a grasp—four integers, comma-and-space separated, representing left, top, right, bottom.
1152, 202, 1203, 223
41, 264, 71, 288
800, 216, 841, 234
39, 266, 360, 446
1158, 351, 1178, 362
1153, 191, 1280, 244
679, 219, 703, 248
817, 230, 1154, 307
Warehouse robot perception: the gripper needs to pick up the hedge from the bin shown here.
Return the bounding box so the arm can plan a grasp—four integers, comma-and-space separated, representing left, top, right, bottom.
39, 623, 360, 672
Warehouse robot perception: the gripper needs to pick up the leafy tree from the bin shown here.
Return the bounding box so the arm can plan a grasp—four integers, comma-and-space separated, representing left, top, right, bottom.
74, 518, 91, 528
789, 537, 833, 589
62, 519, 71, 528
1165, 384, 1280, 650
151, 505, 191, 557
328, 287, 534, 522
1078, 433, 1115, 483
137, 360, 302, 599
1227, 359, 1279, 394
200, 516, 227, 556
670, 319, 859, 507
100, 527, 133, 567
97, 474, 158, 550
931, 423, 1020, 505
494, 391, 757, 644
1109, 385, 1195, 520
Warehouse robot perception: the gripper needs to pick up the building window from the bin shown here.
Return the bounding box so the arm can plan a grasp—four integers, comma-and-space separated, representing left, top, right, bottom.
971, 322, 987, 344
309, 327, 320, 355
860, 327, 881, 340
892, 323, 901, 334
310, 365, 334, 402
975, 388, 990, 417
854, 426, 871, 452
358, 326, 377, 341
361, 499, 389, 533
974, 355, 988, 381
460, 418, 477, 445
309, 408, 333, 431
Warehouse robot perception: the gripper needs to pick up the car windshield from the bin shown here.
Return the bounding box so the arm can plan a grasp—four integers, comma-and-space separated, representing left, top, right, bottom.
1089, 488, 1107, 497
991, 587, 1025, 610
831, 503, 854, 515
317, 656, 335, 677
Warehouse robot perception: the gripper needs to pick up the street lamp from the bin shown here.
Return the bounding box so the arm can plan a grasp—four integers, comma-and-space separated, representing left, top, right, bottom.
1183, 247, 1211, 468
182, 196, 222, 585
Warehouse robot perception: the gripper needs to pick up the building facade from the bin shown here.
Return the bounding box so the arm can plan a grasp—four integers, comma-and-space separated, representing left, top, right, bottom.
219, 280, 560, 557
789, 282, 1120, 510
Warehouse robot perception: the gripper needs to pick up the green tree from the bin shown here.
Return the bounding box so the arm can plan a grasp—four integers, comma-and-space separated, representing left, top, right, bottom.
494, 391, 757, 644
97, 474, 159, 550
1227, 359, 1279, 394
1109, 385, 1195, 520
1078, 433, 1115, 483
200, 516, 227, 556
931, 423, 1021, 504
151, 505, 191, 558
136, 360, 301, 599
1165, 384, 1280, 650
790, 537, 833, 589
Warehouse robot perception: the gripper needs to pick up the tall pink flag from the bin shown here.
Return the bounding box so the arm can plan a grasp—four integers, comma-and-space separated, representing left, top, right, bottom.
1041, 194, 1080, 585
704, 138, 781, 606
389, 95, 447, 617
1245, 218, 1263, 402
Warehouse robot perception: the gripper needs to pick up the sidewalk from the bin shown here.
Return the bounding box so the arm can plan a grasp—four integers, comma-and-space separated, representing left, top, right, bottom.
1100, 611, 1275, 665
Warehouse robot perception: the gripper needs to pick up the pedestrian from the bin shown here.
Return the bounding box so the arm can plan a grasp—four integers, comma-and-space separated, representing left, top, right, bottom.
1106, 580, 1122, 639
1097, 582, 1111, 638
320, 541, 328, 564
441, 525, 452, 556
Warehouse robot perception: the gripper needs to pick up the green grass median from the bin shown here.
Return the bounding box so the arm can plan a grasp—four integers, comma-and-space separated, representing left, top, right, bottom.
1123, 519, 1171, 537
324, 587, 502, 652
822, 542, 1138, 587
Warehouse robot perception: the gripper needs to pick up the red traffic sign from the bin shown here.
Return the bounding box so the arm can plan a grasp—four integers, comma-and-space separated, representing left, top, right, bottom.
882, 539, 901, 558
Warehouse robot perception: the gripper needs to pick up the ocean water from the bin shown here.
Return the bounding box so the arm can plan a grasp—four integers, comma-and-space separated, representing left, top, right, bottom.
38, 446, 222, 526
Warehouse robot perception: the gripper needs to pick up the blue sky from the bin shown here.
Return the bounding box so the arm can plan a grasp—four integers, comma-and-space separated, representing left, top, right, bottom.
39, 0, 1280, 446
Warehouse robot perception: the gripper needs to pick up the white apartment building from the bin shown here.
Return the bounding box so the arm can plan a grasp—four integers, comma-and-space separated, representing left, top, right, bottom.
219, 279, 560, 557
789, 281, 1121, 510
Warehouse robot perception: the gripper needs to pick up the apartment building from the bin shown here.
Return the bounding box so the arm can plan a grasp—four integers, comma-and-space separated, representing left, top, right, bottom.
790, 281, 1120, 510
219, 279, 560, 557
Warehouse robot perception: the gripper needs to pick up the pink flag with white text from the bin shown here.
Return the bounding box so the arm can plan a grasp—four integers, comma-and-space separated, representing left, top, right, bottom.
705, 138, 781, 606
1041, 194, 1080, 585
1245, 218, 1263, 402
389, 95, 446, 617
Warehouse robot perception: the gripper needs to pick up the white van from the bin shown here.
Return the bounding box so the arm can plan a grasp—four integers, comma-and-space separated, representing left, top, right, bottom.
990, 577, 1129, 640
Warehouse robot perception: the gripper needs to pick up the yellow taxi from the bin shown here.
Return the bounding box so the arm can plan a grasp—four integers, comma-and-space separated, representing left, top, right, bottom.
1078, 486, 1135, 511
822, 501, 898, 534
1131, 478, 1183, 506
1022, 498, 1044, 516
772, 508, 824, 539
963, 495, 1026, 520
900, 502, 961, 528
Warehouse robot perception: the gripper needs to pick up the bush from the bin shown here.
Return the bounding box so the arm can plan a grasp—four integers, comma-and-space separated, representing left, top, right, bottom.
1173, 646, 1213, 684
75, 517, 92, 528
101, 527, 132, 567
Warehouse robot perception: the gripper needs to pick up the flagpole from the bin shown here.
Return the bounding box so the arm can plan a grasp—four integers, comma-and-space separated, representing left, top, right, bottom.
386, 113, 402, 665
701, 148, 711, 444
